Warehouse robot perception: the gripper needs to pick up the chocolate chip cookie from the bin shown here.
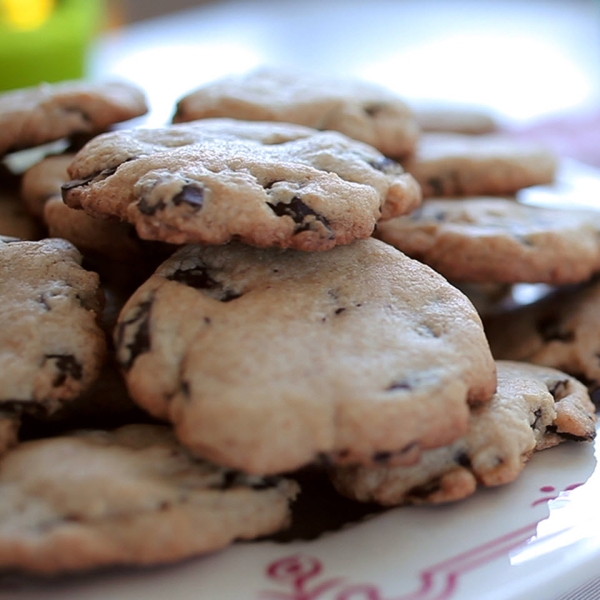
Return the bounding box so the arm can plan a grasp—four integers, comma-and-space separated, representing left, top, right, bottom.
115, 237, 497, 475
402, 133, 557, 198
330, 361, 596, 506
21, 154, 172, 277
375, 197, 600, 284
0, 424, 298, 574
0, 80, 148, 156
61, 118, 421, 249
0, 238, 106, 417
172, 67, 419, 157
485, 277, 600, 392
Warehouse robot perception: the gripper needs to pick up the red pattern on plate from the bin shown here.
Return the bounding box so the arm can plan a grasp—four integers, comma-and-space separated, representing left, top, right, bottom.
260, 483, 583, 600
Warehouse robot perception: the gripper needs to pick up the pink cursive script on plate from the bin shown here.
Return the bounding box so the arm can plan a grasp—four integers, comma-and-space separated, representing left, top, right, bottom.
259, 483, 584, 600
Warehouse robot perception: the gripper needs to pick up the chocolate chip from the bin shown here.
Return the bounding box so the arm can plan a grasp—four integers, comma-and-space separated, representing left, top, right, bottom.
248, 476, 281, 490
368, 157, 402, 174
454, 450, 471, 468
115, 299, 153, 370
546, 425, 594, 442
168, 265, 217, 289
547, 379, 569, 401
215, 471, 280, 491
532, 407, 543, 430
400, 440, 419, 455
44, 354, 83, 387
386, 380, 412, 392
427, 177, 446, 197
371, 443, 418, 463
167, 266, 241, 302
180, 380, 191, 398
315, 452, 335, 466
416, 322, 440, 338
172, 183, 204, 210
267, 196, 331, 234
515, 235, 534, 247
409, 479, 442, 499
363, 102, 386, 117
38, 294, 51, 311
218, 470, 238, 490
138, 196, 167, 216
61, 175, 98, 193
373, 451, 392, 464
61, 158, 137, 195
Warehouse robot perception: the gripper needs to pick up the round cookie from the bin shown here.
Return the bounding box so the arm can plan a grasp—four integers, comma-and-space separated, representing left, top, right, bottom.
329, 361, 596, 506
485, 278, 600, 392
61, 118, 421, 250
172, 67, 420, 157
0, 424, 298, 574
374, 197, 600, 284
0, 80, 148, 157
114, 237, 497, 475
0, 238, 106, 417
402, 132, 557, 198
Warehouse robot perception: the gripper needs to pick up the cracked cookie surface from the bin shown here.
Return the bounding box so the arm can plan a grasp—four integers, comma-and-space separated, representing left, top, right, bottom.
329, 361, 596, 506
172, 68, 419, 157
0, 80, 148, 156
62, 119, 421, 250
0, 424, 298, 574
114, 237, 496, 475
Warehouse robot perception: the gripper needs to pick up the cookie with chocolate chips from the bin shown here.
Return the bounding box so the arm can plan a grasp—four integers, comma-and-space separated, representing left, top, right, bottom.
375, 197, 600, 284
22, 154, 172, 271
0, 80, 148, 157
114, 237, 496, 475
172, 67, 419, 157
61, 118, 421, 250
402, 133, 557, 198
485, 277, 600, 393
0, 424, 298, 574
329, 361, 596, 506
0, 238, 106, 420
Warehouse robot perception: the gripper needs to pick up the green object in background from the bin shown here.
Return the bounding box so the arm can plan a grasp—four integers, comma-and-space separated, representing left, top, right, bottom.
0, 0, 105, 92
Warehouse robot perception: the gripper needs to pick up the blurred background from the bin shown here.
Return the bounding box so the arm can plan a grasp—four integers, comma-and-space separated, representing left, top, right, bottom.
2, 0, 599, 164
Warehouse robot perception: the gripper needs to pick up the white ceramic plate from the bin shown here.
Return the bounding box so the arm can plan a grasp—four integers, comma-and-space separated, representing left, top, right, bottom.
0, 425, 598, 600
3, 162, 600, 600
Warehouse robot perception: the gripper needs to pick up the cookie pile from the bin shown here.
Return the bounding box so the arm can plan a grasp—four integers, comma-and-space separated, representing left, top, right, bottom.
0, 70, 596, 576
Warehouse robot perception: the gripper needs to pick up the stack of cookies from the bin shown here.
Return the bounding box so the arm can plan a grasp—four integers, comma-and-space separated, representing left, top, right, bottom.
0, 68, 596, 576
